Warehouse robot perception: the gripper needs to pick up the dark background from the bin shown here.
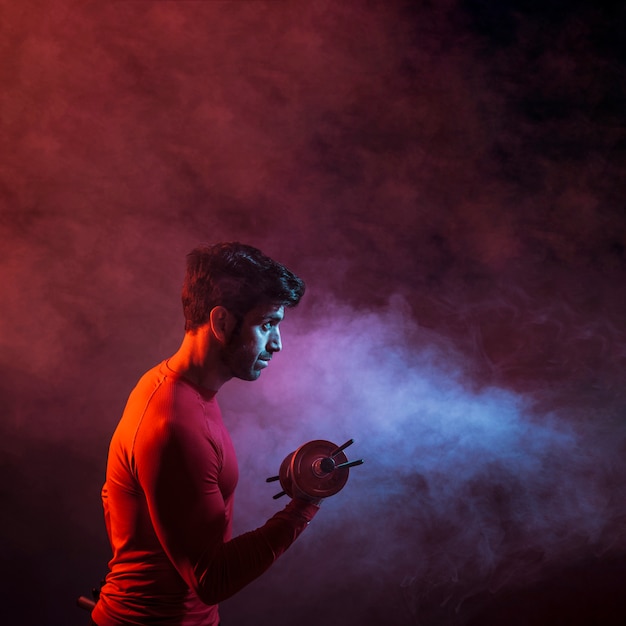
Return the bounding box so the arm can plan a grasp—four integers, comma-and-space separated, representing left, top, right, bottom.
1, 1, 625, 624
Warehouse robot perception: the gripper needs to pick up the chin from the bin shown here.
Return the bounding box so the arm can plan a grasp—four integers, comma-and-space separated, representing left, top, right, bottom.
236, 370, 261, 382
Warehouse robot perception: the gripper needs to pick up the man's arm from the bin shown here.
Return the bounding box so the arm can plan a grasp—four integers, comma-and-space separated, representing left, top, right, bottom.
135, 413, 318, 605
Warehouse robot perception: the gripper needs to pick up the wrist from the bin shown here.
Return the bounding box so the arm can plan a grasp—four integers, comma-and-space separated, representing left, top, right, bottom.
287, 498, 321, 522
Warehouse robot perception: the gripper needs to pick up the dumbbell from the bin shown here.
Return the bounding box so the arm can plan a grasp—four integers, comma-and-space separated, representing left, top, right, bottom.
266, 438, 363, 500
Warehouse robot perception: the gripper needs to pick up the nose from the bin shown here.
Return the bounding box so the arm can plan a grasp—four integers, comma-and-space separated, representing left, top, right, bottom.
268, 327, 282, 353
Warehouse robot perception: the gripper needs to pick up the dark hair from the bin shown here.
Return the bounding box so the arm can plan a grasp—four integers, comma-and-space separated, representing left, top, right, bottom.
182, 242, 305, 332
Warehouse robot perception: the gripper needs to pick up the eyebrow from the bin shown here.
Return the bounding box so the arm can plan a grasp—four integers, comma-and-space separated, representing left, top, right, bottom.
262, 312, 284, 323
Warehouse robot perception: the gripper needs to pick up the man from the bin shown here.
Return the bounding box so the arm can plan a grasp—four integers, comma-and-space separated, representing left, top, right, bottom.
92, 242, 320, 626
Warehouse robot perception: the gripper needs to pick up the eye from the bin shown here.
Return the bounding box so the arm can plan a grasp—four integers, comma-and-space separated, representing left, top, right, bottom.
262, 322, 272, 331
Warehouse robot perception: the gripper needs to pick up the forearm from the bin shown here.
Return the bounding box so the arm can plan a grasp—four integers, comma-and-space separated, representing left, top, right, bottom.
192, 499, 319, 605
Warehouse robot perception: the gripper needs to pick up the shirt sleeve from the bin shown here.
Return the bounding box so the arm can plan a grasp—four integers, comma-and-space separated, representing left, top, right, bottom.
134, 408, 319, 605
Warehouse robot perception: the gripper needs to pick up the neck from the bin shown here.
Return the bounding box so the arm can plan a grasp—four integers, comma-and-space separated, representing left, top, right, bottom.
167, 328, 231, 391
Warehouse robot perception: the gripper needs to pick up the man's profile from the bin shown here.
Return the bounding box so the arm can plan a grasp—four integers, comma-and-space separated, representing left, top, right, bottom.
91, 242, 320, 626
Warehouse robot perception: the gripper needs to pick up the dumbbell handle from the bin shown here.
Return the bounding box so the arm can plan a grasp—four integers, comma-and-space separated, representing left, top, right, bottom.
330, 438, 355, 458
334, 459, 364, 470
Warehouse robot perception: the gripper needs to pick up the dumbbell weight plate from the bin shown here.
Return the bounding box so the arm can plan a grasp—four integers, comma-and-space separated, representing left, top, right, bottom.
287, 439, 350, 499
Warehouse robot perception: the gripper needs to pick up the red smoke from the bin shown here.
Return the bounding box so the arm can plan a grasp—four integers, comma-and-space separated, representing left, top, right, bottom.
1, 1, 625, 625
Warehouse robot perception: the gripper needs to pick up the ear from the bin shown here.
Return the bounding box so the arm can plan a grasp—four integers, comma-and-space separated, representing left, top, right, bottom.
209, 306, 237, 345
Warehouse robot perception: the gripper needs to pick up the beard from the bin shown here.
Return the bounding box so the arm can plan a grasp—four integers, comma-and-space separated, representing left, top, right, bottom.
220, 334, 271, 382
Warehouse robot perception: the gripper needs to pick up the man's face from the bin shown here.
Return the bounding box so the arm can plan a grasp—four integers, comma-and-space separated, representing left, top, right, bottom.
221, 303, 285, 381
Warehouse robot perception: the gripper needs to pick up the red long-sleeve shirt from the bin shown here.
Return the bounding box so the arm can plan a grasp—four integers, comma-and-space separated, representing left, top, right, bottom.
92, 361, 318, 626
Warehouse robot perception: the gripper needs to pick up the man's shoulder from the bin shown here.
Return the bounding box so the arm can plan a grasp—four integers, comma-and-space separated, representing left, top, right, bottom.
129, 361, 218, 421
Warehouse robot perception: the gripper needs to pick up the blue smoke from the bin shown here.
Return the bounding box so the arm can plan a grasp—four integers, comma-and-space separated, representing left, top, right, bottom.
221, 298, 626, 624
